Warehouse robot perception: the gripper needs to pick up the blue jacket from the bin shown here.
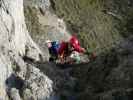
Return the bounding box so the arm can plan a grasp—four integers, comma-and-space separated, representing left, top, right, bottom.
51, 41, 60, 55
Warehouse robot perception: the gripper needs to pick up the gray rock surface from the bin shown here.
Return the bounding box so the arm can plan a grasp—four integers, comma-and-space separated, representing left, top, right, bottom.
24, 64, 53, 100
0, 0, 53, 99
10, 88, 21, 100
1, 0, 133, 100
24, 0, 71, 61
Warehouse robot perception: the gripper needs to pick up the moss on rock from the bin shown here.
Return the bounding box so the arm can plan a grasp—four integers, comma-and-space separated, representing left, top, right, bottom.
24, 6, 45, 39
50, 0, 133, 54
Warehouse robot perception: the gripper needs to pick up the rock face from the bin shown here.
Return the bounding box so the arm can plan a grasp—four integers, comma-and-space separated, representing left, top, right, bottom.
24, 0, 71, 61
0, 0, 53, 99
1, 0, 133, 100
70, 37, 133, 100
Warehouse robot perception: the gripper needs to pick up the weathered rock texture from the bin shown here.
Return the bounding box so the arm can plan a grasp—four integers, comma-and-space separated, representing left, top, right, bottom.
1, 0, 133, 100
24, 0, 71, 61
0, 0, 53, 99
70, 37, 133, 100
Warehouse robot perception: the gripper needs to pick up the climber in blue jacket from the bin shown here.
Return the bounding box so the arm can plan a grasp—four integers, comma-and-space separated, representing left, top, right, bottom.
46, 40, 60, 61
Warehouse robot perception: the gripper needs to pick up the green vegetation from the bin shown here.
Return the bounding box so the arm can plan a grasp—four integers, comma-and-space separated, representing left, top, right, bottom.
24, 6, 45, 39
24, 0, 133, 54
12, 63, 17, 71
50, 0, 133, 54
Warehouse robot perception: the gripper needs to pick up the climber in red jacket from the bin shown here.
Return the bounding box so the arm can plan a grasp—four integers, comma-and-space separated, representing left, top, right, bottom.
69, 35, 85, 53
58, 35, 85, 63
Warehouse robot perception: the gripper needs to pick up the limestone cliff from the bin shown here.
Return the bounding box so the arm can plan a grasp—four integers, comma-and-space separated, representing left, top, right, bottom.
24, 0, 71, 61
0, 0, 53, 99
1, 0, 133, 100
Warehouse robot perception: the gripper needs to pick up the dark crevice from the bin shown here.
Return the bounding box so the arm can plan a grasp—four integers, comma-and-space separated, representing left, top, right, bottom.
49, 0, 56, 11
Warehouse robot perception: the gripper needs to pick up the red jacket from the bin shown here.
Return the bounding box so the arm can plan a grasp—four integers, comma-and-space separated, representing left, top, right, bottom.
69, 35, 84, 53
58, 36, 84, 55
58, 41, 68, 55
